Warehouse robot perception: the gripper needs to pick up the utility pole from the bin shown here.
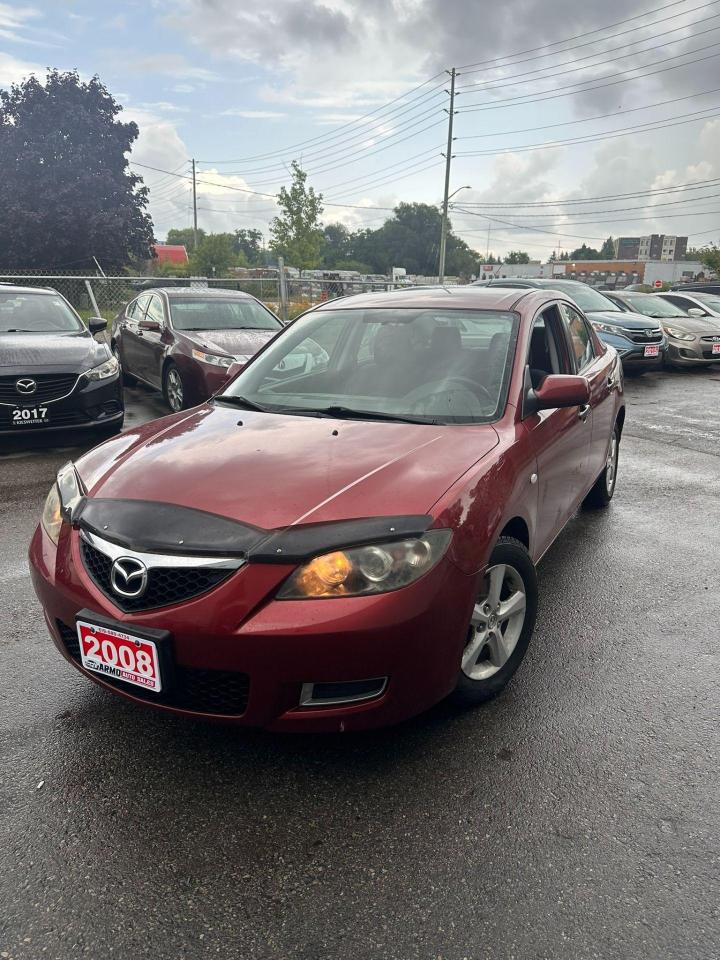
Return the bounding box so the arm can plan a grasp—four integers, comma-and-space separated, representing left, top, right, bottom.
438, 67, 457, 284
192, 158, 198, 250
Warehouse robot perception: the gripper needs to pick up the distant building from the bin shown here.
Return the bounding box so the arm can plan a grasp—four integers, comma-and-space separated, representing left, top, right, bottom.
152, 244, 189, 265
613, 235, 687, 262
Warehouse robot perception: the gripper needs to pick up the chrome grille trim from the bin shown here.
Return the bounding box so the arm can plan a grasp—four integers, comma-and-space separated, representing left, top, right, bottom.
79, 529, 246, 571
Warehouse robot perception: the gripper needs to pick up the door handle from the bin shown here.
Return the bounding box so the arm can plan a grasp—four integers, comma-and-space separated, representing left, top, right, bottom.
607, 375, 617, 390
578, 404, 590, 421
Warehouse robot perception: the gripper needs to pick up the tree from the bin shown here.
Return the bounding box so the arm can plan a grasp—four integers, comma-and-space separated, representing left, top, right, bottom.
233, 228, 264, 265
697, 243, 720, 274
269, 161, 324, 269
568, 243, 602, 260
321, 223, 352, 267
167, 227, 204, 250
504, 251, 531, 264
600, 236, 616, 258
0, 70, 154, 270
189, 233, 240, 276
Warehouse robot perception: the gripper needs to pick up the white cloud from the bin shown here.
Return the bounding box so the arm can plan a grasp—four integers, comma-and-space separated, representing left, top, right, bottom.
220, 109, 287, 119
132, 53, 220, 83
0, 50, 42, 87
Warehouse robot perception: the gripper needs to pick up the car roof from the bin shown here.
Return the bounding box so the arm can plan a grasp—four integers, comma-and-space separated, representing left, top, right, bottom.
150, 287, 256, 300
0, 283, 60, 296
311, 285, 532, 312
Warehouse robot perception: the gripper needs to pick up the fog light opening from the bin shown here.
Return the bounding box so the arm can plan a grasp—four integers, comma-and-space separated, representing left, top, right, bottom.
299, 677, 388, 708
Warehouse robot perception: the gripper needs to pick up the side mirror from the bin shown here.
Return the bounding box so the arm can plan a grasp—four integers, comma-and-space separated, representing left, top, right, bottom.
686, 307, 706, 317
139, 318, 162, 332
88, 317, 107, 335
525, 372, 590, 417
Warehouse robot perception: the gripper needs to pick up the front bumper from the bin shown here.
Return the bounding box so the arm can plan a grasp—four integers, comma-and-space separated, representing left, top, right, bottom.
0, 373, 123, 435
29, 523, 477, 732
665, 340, 720, 366
597, 332, 667, 369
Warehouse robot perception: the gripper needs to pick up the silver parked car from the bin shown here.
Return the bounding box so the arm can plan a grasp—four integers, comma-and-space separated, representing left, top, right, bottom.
605, 290, 720, 367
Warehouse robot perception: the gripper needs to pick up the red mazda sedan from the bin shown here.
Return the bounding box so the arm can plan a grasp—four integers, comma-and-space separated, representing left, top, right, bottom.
29, 287, 625, 731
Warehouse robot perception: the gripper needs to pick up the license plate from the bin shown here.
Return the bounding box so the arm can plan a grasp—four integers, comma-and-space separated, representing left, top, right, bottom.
713, 343, 720, 355
644, 344, 660, 357
76, 619, 162, 692
12, 405, 49, 426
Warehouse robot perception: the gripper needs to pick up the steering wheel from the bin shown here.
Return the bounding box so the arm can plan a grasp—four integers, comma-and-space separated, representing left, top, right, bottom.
403, 377, 494, 411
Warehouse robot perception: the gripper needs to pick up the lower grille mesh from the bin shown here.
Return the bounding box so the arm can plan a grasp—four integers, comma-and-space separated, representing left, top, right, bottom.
56, 621, 250, 715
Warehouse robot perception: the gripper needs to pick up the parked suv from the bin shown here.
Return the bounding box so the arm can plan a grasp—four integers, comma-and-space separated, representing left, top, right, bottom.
111, 288, 284, 411
475, 279, 666, 370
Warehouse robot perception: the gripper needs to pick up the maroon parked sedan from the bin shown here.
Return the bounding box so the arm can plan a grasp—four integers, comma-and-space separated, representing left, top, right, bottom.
30, 286, 625, 731
110, 287, 283, 411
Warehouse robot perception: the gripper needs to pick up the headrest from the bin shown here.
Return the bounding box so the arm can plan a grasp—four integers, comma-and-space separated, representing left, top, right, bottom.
430, 325, 462, 356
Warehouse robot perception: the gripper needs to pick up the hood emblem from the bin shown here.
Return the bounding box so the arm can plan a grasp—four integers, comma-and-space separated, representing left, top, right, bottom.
110, 557, 149, 598
15, 378, 37, 396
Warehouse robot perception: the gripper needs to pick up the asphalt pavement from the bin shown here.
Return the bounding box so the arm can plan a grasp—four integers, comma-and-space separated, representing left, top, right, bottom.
1, 371, 719, 960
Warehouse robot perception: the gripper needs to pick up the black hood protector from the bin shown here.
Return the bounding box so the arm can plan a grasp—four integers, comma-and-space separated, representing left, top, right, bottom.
75, 499, 432, 562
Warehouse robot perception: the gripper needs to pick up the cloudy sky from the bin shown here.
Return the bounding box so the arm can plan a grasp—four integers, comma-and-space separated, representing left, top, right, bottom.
2, 0, 720, 260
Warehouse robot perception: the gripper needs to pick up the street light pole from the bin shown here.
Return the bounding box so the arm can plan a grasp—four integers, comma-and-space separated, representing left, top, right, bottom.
439, 184, 472, 281
438, 67, 457, 285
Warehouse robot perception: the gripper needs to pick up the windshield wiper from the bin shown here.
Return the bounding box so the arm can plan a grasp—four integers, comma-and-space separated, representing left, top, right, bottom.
213, 394, 272, 412
3, 328, 36, 333
314, 405, 441, 425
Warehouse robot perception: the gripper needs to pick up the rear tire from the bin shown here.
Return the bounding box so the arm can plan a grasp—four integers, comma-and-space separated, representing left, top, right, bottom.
583, 424, 620, 509
163, 362, 187, 412
453, 536, 538, 706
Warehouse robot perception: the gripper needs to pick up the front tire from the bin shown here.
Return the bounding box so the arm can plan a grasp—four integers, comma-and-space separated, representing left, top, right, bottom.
163, 362, 187, 412
112, 343, 136, 387
453, 536, 538, 706
583, 423, 620, 509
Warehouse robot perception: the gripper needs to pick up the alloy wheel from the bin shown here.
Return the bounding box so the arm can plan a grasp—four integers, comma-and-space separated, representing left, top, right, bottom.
166, 368, 183, 411
462, 563, 527, 681
605, 433, 618, 495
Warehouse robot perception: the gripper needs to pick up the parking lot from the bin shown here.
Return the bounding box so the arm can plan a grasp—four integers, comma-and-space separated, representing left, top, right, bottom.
1, 368, 719, 959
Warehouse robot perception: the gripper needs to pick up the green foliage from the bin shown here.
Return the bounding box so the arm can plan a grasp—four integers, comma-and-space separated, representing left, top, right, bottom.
320, 204, 479, 277
269, 162, 324, 270
504, 251, 531, 264
189, 233, 242, 276
0, 69, 154, 270
600, 236, 615, 258
697, 243, 720, 274
150, 258, 190, 278
166, 227, 204, 250
234, 228, 264, 265
568, 244, 602, 260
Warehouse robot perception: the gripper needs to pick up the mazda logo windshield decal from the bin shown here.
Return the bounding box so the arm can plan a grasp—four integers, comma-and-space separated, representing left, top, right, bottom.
15, 378, 37, 395
110, 557, 149, 598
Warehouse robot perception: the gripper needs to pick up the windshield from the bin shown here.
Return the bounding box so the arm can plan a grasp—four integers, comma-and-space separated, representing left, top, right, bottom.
620, 294, 689, 318
547, 282, 621, 313
689, 292, 720, 310
170, 297, 281, 332
0, 291, 83, 333
219, 307, 519, 424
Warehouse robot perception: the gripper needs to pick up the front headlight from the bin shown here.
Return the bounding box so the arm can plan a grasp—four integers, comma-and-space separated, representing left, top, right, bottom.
41, 484, 63, 545
664, 326, 696, 341
84, 356, 119, 381
592, 321, 627, 337
191, 349, 236, 368
41, 463, 84, 543
277, 530, 452, 599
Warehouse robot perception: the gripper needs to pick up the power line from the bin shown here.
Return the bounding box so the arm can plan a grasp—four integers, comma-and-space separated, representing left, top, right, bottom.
458, 177, 720, 207
197, 73, 446, 165
457, 2, 720, 85
455, 0, 709, 70
455, 105, 720, 157
458, 46, 720, 113
458, 87, 720, 142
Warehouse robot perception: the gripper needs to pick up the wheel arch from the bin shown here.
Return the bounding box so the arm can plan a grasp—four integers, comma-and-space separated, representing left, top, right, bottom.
615, 405, 626, 437
497, 516, 530, 552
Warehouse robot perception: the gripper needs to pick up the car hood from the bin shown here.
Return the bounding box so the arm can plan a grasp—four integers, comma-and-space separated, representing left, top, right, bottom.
180, 328, 277, 358
76, 404, 500, 529
663, 317, 720, 334
0, 330, 108, 372
587, 309, 660, 330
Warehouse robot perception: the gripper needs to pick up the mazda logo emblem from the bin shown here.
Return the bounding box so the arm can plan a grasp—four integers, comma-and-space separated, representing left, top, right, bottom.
15, 378, 37, 396
110, 557, 148, 598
